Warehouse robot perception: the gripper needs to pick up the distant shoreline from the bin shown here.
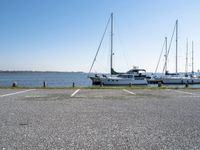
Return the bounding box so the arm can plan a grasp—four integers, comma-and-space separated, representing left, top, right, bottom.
0, 71, 85, 73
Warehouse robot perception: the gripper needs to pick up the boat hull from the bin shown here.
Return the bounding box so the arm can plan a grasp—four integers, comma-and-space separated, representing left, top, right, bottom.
89, 76, 101, 85
100, 78, 148, 85
162, 78, 200, 84
150, 76, 200, 84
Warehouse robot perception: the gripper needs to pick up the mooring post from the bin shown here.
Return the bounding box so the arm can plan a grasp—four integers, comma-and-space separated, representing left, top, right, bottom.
158, 82, 162, 87
185, 83, 188, 88
12, 82, 17, 87
185, 81, 188, 88
129, 83, 132, 87
43, 81, 46, 88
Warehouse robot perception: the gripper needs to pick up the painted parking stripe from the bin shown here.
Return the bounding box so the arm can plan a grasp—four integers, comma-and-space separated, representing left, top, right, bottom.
0, 89, 36, 98
167, 89, 195, 95
71, 89, 80, 97
180, 95, 200, 98
123, 89, 136, 95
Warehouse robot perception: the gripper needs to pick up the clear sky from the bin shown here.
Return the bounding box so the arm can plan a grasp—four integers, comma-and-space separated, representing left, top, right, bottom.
0, 0, 200, 73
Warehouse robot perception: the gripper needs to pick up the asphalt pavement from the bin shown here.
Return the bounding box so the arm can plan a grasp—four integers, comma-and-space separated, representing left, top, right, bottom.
0, 88, 200, 150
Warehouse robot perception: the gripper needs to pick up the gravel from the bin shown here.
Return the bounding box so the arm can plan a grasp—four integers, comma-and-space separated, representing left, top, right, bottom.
0, 89, 200, 150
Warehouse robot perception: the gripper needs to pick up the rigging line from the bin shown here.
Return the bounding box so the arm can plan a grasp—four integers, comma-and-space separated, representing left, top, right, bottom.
162, 21, 176, 74
95, 59, 108, 71
114, 18, 130, 68
107, 39, 111, 73
88, 15, 111, 75
192, 41, 194, 74
154, 39, 166, 74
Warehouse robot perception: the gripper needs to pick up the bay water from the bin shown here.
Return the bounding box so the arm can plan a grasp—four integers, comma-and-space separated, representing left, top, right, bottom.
1, 71, 200, 88
0, 72, 92, 87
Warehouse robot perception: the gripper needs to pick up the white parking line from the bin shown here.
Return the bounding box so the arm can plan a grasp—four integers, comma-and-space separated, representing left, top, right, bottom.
180, 95, 200, 98
123, 89, 136, 95
0, 89, 36, 98
167, 89, 194, 95
71, 89, 80, 97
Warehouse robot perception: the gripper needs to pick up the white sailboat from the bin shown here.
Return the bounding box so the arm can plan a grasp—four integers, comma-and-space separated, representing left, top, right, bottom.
162, 38, 200, 84
157, 20, 200, 84
150, 20, 200, 84
159, 20, 183, 84
88, 13, 148, 86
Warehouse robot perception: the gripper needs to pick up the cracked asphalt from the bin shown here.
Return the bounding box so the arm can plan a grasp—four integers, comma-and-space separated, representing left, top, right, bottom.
0, 88, 200, 150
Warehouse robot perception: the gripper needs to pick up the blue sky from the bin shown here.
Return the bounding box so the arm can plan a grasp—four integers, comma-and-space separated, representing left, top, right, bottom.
0, 0, 200, 73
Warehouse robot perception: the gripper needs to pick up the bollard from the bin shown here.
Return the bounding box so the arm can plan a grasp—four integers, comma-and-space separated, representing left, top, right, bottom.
72, 82, 75, 88
43, 81, 46, 88
185, 83, 188, 88
158, 82, 162, 87
12, 82, 17, 87
129, 83, 132, 87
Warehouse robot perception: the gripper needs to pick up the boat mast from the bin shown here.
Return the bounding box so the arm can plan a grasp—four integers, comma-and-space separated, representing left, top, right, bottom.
185, 38, 188, 75
110, 13, 113, 74
192, 41, 194, 75
175, 19, 178, 74
165, 37, 168, 73
88, 15, 111, 75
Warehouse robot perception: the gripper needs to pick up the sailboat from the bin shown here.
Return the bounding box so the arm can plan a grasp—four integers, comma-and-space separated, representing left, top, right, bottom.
148, 20, 181, 84
184, 41, 200, 84
162, 37, 200, 84
151, 20, 200, 84
88, 13, 148, 86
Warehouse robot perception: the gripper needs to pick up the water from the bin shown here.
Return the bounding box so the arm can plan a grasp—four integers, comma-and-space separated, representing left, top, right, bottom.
0, 72, 92, 87
0, 71, 200, 88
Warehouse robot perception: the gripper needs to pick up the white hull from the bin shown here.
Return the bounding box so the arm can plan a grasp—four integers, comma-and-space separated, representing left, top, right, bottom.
161, 77, 200, 84
99, 75, 148, 85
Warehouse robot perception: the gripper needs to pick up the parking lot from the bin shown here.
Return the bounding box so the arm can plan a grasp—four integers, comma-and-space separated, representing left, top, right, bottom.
0, 88, 200, 149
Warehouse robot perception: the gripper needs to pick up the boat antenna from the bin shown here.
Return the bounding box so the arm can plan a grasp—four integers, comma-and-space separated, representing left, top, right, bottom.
175, 19, 178, 74
88, 14, 111, 75
110, 12, 114, 74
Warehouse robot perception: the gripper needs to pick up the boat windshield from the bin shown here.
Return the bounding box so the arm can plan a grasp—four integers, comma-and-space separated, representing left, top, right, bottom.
126, 69, 146, 75
117, 74, 133, 78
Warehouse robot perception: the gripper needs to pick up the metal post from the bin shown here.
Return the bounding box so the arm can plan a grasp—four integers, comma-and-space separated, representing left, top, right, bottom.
110, 13, 113, 74
12, 82, 17, 87
185, 38, 188, 75
158, 82, 162, 87
175, 20, 178, 74
165, 37, 168, 73
185, 82, 188, 88
129, 83, 132, 87
192, 41, 194, 75
43, 81, 46, 88
100, 82, 103, 87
